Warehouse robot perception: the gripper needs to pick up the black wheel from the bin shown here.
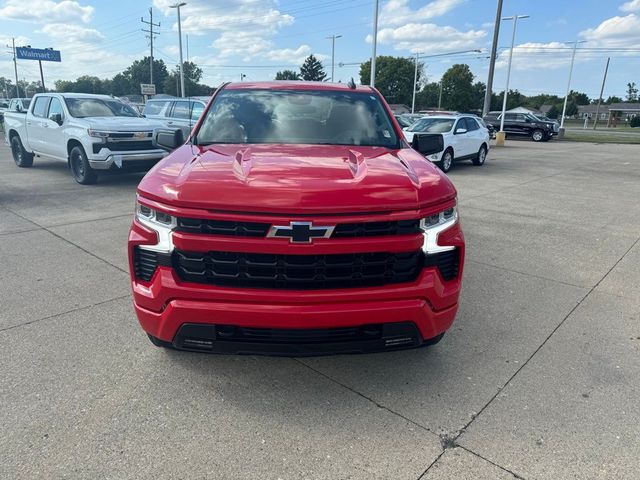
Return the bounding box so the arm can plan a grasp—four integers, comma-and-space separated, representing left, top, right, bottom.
531, 129, 545, 142
147, 334, 172, 348
439, 149, 454, 173
69, 145, 98, 184
422, 333, 445, 347
10, 135, 34, 168
472, 144, 487, 166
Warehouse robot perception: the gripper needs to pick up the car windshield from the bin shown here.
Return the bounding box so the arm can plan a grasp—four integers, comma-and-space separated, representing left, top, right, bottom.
395, 116, 414, 128
409, 118, 455, 133
195, 89, 399, 148
64, 98, 139, 118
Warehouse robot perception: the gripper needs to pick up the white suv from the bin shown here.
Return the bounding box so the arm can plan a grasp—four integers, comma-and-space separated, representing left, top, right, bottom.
403, 115, 490, 173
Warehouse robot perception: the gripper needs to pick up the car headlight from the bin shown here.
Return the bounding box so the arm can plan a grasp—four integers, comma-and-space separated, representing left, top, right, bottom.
420, 205, 458, 253
136, 202, 176, 252
88, 129, 110, 139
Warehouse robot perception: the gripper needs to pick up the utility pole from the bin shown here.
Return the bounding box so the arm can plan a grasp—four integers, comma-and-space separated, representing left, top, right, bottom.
370, 0, 379, 87
560, 40, 586, 134
483, 0, 503, 116
327, 34, 342, 82
411, 53, 419, 113
7, 38, 20, 98
240, 73, 246, 82
593, 57, 610, 130
170, 2, 187, 97
38, 60, 45, 92
438, 80, 443, 109
141, 7, 160, 86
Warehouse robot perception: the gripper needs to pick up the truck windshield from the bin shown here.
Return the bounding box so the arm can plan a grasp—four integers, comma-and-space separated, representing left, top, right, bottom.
64, 98, 139, 118
195, 89, 399, 148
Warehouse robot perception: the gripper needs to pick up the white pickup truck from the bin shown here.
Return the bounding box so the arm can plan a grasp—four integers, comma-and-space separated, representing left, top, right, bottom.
4, 93, 168, 184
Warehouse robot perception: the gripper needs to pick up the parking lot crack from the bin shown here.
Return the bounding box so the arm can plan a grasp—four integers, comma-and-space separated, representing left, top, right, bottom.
453, 234, 640, 444
295, 358, 438, 437
457, 446, 527, 479
3, 207, 129, 275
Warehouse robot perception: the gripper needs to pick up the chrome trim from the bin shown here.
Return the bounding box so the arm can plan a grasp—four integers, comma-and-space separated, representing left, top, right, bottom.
420, 209, 458, 254
267, 221, 336, 243
88, 151, 166, 169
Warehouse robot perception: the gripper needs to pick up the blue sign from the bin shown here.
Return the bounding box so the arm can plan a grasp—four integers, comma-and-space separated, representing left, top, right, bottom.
16, 47, 61, 62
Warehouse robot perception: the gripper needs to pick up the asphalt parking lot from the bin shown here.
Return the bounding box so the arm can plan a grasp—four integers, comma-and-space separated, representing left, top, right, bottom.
1, 140, 639, 479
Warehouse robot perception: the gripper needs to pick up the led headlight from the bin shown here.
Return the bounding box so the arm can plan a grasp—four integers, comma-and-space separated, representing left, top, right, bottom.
136, 202, 177, 252
88, 129, 111, 139
420, 205, 458, 254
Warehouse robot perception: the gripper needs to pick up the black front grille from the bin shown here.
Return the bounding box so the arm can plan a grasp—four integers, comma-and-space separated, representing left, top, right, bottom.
424, 249, 460, 281
333, 219, 420, 237
174, 250, 424, 289
220, 324, 382, 344
133, 247, 172, 281
177, 218, 270, 236
175, 218, 421, 239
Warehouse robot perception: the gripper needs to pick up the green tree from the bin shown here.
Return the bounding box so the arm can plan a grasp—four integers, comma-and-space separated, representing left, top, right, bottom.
359, 56, 422, 105
300, 55, 327, 81
415, 82, 440, 109
123, 57, 169, 95
605, 95, 622, 104
164, 61, 212, 97
546, 104, 559, 119
626, 82, 638, 102
275, 70, 300, 80
569, 90, 590, 105
439, 64, 476, 112
526, 94, 562, 109
491, 89, 526, 111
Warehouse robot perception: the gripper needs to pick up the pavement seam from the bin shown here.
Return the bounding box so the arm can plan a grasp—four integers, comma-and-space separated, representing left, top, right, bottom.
294, 358, 438, 438
451, 233, 640, 443
457, 445, 526, 479
0, 227, 43, 237
46, 213, 132, 229
0, 294, 131, 334
416, 450, 445, 479
466, 259, 589, 289
2, 207, 129, 275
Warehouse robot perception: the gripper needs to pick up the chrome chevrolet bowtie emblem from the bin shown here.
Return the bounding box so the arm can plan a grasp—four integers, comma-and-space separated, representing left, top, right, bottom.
267, 222, 335, 243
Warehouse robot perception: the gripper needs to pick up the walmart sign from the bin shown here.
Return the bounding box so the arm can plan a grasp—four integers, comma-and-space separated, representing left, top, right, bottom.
16, 47, 61, 62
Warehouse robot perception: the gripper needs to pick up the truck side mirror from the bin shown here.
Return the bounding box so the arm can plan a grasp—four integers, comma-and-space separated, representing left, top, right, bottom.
49, 113, 63, 125
153, 128, 184, 152
412, 133, 444, 156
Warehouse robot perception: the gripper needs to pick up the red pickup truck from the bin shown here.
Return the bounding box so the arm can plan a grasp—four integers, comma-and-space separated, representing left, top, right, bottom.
128, 81, 465, 355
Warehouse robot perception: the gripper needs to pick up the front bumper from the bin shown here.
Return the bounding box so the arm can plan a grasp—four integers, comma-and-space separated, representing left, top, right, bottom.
88, 150, 167, 170
129, 217, 464, 355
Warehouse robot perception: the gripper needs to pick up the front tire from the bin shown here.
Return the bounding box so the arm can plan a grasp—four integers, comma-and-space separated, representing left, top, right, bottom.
69, 145, 98, 185
11, 135, 34, 168
472, 144, 487, 166
439, 149, 453, 173
531, 129, 545, 142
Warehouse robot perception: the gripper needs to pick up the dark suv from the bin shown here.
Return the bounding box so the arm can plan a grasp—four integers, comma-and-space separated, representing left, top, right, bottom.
483, 112, 556, 142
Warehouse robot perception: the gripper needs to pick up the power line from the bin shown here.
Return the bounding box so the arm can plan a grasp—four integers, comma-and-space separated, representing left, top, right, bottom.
141, 7, 161, 85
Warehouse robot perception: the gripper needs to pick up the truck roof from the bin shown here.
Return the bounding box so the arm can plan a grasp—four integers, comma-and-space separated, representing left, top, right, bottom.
224, 81, 374, 92
38, 92, 116, 99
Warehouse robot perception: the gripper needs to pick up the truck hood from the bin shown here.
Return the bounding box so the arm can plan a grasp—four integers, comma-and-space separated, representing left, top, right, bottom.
138, 144, 457, 214
85, 116, 166, 131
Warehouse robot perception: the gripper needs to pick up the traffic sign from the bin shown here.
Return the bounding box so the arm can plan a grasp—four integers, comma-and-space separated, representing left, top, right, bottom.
140, 84, 156, 95
16, 47, 61, 62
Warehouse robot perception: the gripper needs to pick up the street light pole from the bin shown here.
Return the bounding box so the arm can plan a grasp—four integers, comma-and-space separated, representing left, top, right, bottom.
327, 34, 342, 82
170, 2, 187, 98
370, 0, 379, 87
497, 14, 529, 145
411, 53, 418, 113
560, 40, 586, 132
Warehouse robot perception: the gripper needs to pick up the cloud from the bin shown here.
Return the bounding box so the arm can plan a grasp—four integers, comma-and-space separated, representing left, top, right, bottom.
369, 23, 486, 54
495, 42, 575, 71
266, 45, 311, 64
0, 0, 93, 23
620, 0, 640, 12
380, 0, 466, 26
580, 13, 640, 48
40, 24, 104, 44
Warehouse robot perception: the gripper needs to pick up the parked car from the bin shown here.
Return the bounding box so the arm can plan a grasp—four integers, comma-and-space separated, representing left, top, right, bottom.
7, 97, 32, 113
403, 114, 490, 173
533, 114, 560, 133
143, 96, 209, 138
129, 81, 465, 355
483, 112, 556, 141
394, 114, 415, 128
4, 93, 168, 184
0, 99, 8, 123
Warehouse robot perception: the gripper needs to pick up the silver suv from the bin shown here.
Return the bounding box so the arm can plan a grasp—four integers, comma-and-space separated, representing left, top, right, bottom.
143, 97, 209, 138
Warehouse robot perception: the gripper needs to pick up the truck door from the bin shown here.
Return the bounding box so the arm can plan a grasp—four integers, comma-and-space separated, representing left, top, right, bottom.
39, 97, 67, 159
26, 96, 51, 154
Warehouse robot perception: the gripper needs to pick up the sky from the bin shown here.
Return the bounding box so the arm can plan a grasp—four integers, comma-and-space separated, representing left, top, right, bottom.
1, 0, 639, 100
